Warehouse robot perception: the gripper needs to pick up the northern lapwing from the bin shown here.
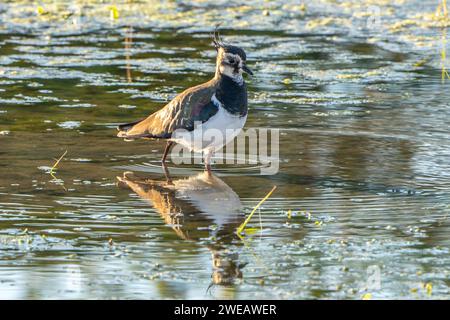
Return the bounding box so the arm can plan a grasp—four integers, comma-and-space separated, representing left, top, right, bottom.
117, 32, 253, 172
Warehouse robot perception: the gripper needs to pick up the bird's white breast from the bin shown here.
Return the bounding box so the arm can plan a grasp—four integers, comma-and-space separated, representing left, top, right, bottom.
171, 94, 247, 153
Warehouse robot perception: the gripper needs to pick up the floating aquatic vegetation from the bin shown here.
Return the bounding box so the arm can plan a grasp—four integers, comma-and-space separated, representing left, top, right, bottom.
306, 17, 352, 30
109, 5, 119, 21
361, 292, 372, 300
336, 69, 382, 80
425, 282, 433, 296
36, 6, 46, 16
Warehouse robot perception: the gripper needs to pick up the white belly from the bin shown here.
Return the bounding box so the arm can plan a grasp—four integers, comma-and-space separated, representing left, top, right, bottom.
171, 105, 247, 153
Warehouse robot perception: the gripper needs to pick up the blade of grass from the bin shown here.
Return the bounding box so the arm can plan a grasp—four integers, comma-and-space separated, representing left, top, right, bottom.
237, 186, 277, 235
49, 150, 68, 191
50, 150, 67, 175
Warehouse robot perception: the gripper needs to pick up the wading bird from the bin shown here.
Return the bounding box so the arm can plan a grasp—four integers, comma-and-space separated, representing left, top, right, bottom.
117, 32, 253, 173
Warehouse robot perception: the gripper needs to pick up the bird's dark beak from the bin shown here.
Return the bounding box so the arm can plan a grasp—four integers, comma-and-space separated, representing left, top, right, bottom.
242, 64, 254, 76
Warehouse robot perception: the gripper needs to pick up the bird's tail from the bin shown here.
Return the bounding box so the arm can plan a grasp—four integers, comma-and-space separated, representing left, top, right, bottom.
117, 112, 171, 140
117, 118, 142, 132
116, 118, 146, 139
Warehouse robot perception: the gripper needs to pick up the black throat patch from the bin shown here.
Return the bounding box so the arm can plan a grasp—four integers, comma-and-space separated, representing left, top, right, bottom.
215, 75, 248, 116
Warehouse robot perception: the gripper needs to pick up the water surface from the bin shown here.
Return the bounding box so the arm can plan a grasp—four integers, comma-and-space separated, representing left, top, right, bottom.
0, 0, 449, 299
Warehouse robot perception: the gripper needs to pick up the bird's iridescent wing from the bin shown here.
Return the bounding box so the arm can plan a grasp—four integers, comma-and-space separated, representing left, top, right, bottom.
117, 80, 219, 139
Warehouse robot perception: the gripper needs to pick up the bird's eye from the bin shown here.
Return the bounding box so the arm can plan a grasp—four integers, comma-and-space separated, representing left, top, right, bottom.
228, 58, 235, 64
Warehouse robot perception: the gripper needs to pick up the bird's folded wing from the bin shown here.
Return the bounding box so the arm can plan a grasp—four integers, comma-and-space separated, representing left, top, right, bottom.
118, 81, 219, 139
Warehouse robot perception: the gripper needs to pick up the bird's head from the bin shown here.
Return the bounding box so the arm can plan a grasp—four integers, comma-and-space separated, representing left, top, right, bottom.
213, 33, 253, 81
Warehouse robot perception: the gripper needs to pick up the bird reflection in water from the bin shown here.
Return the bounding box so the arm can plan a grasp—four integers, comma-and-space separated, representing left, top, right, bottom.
117, 170, 247, 289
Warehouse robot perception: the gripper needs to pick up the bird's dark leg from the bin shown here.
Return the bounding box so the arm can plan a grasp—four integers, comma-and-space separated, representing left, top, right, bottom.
161, 141, 174, 164
161, 141, 174, 184
162, 163, 173, 185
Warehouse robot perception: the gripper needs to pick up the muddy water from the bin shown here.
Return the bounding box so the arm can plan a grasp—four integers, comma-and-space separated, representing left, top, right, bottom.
0, 1, 449, 299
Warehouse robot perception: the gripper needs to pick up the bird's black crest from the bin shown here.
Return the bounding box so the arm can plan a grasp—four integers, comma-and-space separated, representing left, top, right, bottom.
211, 26, 224, 50
211, 27, 247, 61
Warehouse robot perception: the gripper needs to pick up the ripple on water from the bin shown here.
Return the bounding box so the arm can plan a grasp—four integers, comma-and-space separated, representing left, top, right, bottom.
57, 121, 81, 129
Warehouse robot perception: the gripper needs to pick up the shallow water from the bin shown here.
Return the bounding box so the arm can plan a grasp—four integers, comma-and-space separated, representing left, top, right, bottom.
0, 0, 450, 299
